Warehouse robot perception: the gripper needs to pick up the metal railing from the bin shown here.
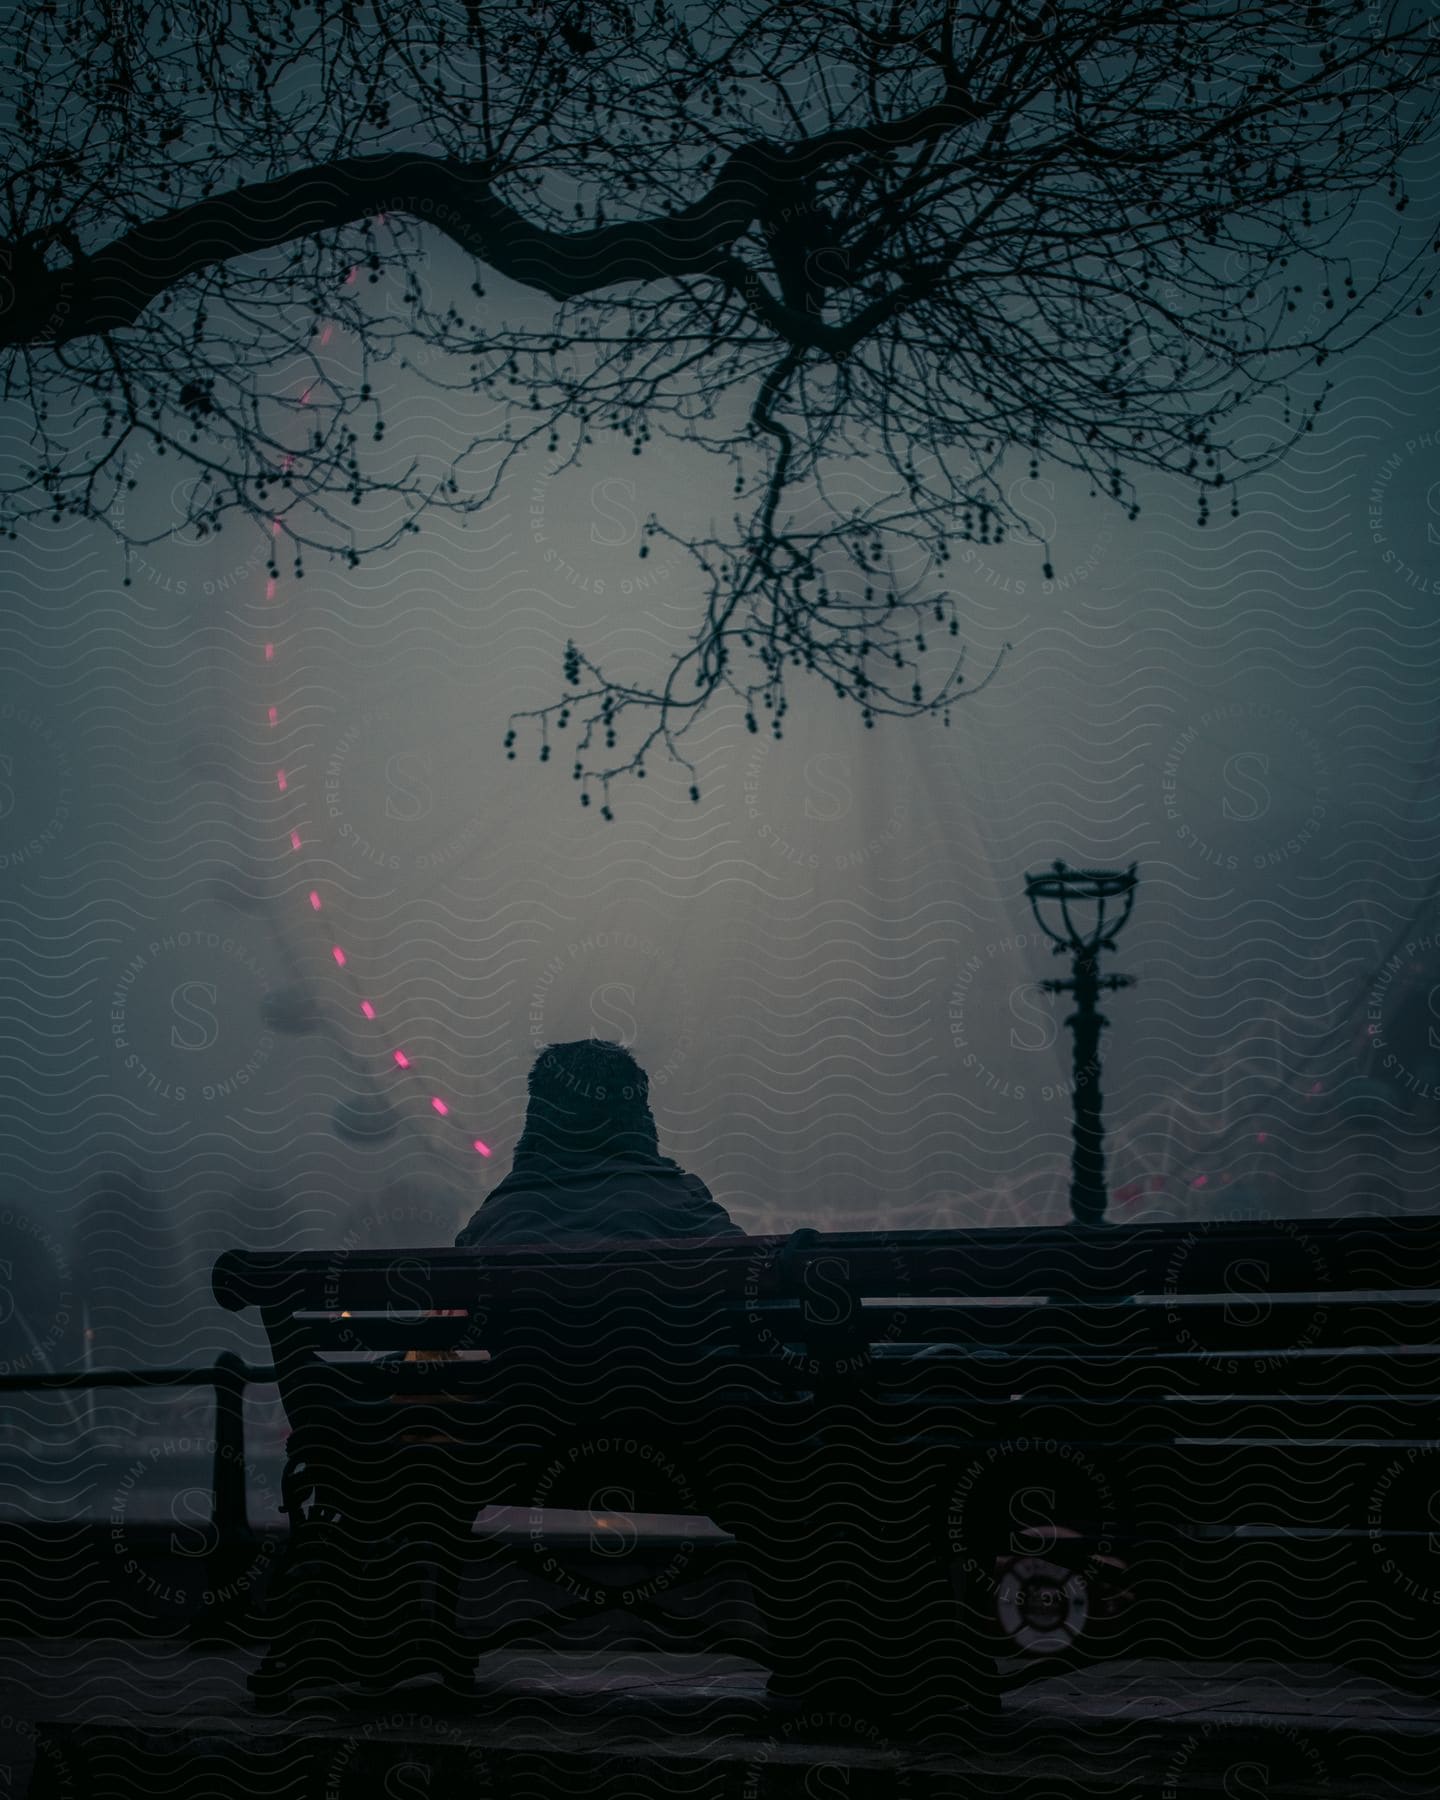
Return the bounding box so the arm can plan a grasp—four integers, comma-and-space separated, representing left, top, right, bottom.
0, 1350, 278, 1548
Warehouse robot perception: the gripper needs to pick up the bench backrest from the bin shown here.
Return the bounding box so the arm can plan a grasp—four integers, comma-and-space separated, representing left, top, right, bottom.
214, 1214, 1440, 1399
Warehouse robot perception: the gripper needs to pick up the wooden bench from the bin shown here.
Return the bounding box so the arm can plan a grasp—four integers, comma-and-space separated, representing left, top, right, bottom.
213, 1214, 1440, 1708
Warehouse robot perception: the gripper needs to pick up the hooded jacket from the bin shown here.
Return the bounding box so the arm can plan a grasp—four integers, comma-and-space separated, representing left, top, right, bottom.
454, 1151, 742, 1248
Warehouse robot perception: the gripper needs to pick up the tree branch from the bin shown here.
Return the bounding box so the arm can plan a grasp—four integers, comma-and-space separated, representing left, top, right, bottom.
2, 85, 990, 350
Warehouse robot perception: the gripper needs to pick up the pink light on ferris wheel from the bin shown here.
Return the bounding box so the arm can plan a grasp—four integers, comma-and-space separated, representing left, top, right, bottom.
252, 348, 491, 1168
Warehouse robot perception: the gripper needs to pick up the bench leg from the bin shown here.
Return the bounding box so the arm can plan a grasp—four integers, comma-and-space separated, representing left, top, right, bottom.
247, 1511, 340, 1704
430, 1528, 476, 1693
712, 1433, 1002, 1734
246, 1455, 323, 1704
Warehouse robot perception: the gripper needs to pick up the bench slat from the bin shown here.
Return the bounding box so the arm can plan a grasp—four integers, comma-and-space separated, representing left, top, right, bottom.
294, 1343, 1440, 1396
266, 1367, 1440, 1442
282, 1299, 1440, 1358
286, 1346, 1440, 1396
863, 1299, 1440, 1351
212, 1215, 1440, 1312
870, 1349, 1440, 1395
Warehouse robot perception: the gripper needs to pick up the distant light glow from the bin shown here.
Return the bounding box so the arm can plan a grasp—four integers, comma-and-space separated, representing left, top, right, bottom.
264, 643, 275, 661
474, 1139, 492, 1157
290, 831, 302, 851
276, 769, 287, 792
308, 890, 322, 911
332, 946, 346, 966
431, 1097, 449, 1116
1190, 1174, 1209, 1188
360, 1001, 376, 1020
267, 706, 278, 725
1256, 1131, 1268, 1143
394, 1049, 411, 1069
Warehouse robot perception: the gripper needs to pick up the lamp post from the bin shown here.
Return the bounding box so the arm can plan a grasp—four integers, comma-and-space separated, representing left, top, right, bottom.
1024, 861, 1139, 1226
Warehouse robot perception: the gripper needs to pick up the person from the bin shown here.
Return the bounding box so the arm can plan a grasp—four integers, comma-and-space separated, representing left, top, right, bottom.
449, 1039, 999, 1739
455, 1038, 740, 1246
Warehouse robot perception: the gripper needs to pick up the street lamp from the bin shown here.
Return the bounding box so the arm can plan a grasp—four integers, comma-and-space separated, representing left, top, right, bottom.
1024, 861, 1139, 1226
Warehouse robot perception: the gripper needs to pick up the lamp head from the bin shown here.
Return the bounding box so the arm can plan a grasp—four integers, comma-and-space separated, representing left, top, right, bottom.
1024, 860, 1138, 954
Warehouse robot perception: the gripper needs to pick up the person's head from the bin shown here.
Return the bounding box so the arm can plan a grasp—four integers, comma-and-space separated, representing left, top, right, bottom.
514, 1039, 661, 1165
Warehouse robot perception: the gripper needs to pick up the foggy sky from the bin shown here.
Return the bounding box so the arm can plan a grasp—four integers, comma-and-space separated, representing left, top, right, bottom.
1, 156, 1438, 1367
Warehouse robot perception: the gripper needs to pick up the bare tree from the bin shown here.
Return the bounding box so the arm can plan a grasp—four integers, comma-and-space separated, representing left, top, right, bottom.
2, 1, 1436, 809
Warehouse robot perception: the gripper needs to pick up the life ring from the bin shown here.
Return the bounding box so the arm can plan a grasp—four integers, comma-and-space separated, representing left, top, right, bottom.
995, 1555, 1090, 1656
